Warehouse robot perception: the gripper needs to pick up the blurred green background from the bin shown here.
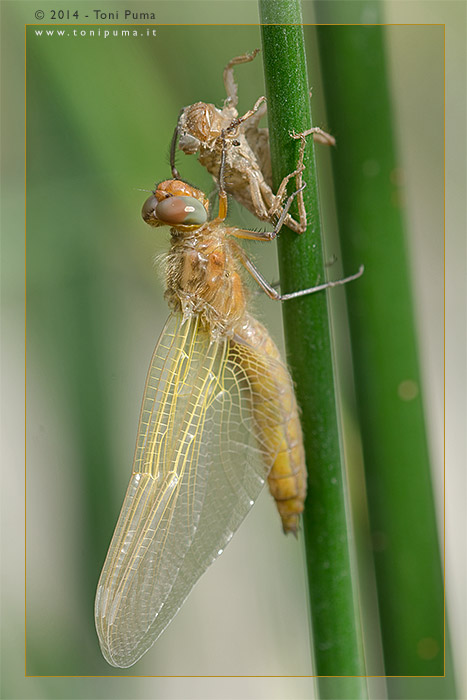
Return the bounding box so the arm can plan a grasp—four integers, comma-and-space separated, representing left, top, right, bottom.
1, 0, 465, 698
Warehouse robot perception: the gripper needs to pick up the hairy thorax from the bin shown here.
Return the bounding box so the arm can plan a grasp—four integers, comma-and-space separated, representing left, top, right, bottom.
164, 223, 248, 340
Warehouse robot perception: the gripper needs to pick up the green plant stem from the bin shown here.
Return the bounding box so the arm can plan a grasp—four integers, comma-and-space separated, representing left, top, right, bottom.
314, 12, 454, 694
260, 2, 367, 692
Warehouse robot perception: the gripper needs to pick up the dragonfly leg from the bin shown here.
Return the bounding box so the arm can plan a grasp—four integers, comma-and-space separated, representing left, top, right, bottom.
263, 133, 308, 234
227, 182, 307, 242
223, 49, 260, 108
276, 265, 365, 301
292, 126, 335, 148
211, 132, 229, 223
255, 128, 332, 236
231, 240, 364, 301
243, 98, 268, 131
265, 127, 335, 235
170, 108, 186, 180
225, 96, 267, 135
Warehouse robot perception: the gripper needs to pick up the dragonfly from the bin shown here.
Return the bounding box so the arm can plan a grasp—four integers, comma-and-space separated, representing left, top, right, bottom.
94, 136, 363, 668
171, 49, 336, 234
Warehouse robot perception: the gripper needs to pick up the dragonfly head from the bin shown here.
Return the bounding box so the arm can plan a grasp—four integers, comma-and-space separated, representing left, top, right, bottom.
142, 179, 209, 231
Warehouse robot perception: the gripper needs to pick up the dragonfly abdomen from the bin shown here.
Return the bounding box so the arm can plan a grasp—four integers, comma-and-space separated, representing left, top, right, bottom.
235, 315, 307, 534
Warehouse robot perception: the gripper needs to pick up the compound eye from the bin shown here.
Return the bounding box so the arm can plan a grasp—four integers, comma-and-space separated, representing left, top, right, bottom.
155, 195, 207, 226
141, 194, 158, 223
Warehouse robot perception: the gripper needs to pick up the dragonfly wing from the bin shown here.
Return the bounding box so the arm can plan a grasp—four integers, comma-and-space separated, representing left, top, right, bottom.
95, 313, 276, 668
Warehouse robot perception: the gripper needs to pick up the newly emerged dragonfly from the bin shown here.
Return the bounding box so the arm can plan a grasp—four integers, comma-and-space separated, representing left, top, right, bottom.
94, 140, 363, 668
171, 49, 336, 234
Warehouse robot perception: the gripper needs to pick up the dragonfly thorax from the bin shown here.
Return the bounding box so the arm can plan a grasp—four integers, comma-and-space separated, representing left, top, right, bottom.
164, 231, 247, 339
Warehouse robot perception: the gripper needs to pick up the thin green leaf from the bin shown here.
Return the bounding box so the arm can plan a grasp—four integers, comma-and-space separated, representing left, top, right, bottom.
260, 1, 368, 692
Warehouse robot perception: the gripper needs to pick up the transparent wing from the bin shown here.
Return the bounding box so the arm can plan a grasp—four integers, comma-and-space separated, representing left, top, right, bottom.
95, 312, 280, 668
